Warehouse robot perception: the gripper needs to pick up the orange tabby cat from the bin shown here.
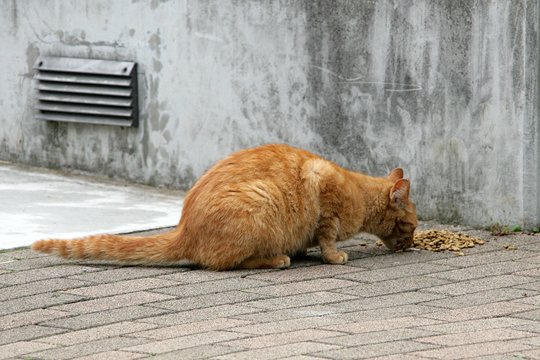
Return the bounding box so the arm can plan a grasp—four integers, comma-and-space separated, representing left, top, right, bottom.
32, 144, 417, 270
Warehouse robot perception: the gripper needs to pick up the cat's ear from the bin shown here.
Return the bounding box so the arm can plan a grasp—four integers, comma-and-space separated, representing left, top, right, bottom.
390, 179, 410, 208
388, 168, 404, 182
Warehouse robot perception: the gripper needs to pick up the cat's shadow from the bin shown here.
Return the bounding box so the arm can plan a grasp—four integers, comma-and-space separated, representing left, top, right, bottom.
68, 241, 392, 270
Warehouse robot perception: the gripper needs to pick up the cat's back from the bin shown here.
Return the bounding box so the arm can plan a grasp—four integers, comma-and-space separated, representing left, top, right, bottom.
201, 144, 318, 184
183, 144, 322, 208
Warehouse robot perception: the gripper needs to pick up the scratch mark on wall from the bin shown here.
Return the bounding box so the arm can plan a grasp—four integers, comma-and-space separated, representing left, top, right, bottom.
193, 32, 226, 43
309, 64, 423, 92
345, 79, 423, 92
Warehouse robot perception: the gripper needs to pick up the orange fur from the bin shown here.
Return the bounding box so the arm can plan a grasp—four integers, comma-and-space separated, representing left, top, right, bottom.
32, 144, 417, 270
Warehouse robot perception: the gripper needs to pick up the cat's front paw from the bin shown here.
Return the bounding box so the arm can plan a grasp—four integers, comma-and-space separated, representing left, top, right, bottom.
272, 255, 291, 269
322, 250, 348, 265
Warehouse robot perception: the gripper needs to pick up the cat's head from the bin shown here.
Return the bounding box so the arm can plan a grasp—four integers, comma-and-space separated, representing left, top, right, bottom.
378, 168, 417, 252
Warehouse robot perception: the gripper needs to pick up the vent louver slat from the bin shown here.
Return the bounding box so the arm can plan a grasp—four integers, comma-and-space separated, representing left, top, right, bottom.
37, 93, 133, 107
37, 83, 132, 97
36, 103, 133, 117
35, 73, 132, 87
34, 56, 139, 127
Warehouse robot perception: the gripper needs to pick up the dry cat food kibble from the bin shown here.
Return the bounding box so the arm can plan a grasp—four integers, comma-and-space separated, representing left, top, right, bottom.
412, 229, 485, 255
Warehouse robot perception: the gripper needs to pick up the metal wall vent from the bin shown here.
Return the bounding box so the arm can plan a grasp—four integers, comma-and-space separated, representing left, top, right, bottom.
33, 56, 139, 127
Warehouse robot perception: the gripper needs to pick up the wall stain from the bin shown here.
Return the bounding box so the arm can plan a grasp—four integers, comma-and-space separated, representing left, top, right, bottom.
10, 0, 18, 34
26, 43, 40, 74
54, 29, 124, 48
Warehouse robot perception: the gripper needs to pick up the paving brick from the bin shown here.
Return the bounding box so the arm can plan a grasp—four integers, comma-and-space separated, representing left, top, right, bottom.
516, 254, 540, 263
314, 340, 437, 359
430, 260, 540, 281
128, 318, 251, 339
328, 291, 445, 312
520, 349, 540, 359
512, 322, 540, 333
228, 316, 350, 335
75, 350, 145, 360
336, 275, 450, 297
346, 250, 455, 269
242, 278, 357, 297
123, 330, 248, 354
423, 301, 536, 321
222, 329, 343, 349
0, 265, 101, 286
369, 355, 427, 360
323, 316, 442, 334
423, 275, 535, 296
63, 278, 180, 297
0, 254, 81, 271
336, 263, 455, 283
0, 325, 66, 346
410, 339, 533, 359
416, 328, 535, 346
512, 309, 540, 321
0, 341, 56, 360
42, 305, 170, 330
213, 341, 341, 360
515, 281, 540, 291
69, 266, 181, 283
333, 304, 442, 322
520, 241, 540, 251
139, 305, 261, 325
517, 336, 540, 346
0, 309, 71, 331
37, 321, 158, 346
422, 288, 536, 309
431, 250, 536, 268
28, 336, 144, 360
149, 345, 240, 360
246, 265, 360, 283
152, 277, 268, 297
242, 291, 357, 310
151, 290, 267, 311
319, 328, 436, 347
418, 317, 537, 334
232, 305, 347, 323
158, 268, 270, 283
0, 278, 90, 301
50, 291, 175, 313
0, 252, 19, 262
2, 249, 49, 260
516, 268, 540, 277
0, 292, 83, 316
472, 356, 534, 360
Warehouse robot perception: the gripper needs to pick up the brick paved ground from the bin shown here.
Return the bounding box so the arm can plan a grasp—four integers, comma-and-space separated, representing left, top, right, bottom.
1, 223, 540, 359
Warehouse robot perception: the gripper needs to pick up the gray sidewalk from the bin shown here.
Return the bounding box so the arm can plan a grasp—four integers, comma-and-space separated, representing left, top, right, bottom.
0, 161, 184, 250
1, 225, 540, 359
1, 163, 540, 359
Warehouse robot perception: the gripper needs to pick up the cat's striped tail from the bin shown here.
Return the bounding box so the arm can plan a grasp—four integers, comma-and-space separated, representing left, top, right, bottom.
31, 228, 184, 264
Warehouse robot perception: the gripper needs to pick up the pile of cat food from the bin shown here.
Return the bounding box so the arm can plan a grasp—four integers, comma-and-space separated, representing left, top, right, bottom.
412, 229, 485, 256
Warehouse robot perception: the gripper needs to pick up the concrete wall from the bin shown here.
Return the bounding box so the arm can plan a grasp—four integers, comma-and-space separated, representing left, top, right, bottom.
0, 0, 538, 227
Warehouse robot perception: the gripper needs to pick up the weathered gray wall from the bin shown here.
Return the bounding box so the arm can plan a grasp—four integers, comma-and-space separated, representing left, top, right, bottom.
0, 0, 538, 227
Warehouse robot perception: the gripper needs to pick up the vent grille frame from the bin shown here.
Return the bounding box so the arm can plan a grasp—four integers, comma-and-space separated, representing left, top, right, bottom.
33, 56, 139, 127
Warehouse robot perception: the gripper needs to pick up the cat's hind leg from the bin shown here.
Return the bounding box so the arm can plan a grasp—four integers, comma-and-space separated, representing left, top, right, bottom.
237, 255, 291, 269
